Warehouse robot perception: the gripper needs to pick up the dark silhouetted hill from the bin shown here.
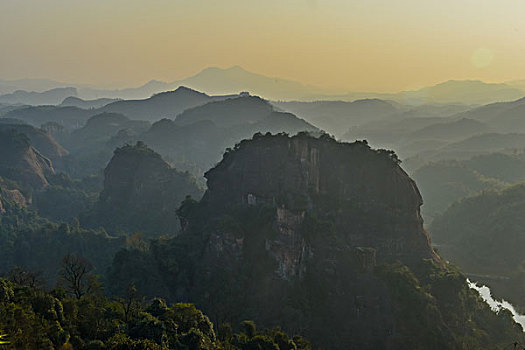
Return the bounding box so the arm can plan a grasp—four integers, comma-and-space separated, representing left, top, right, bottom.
84, 142, 202, 235
2, 105, 95, 129
98, 86, 220, 121
107, 133, 523, 349
60, 96, 119, 109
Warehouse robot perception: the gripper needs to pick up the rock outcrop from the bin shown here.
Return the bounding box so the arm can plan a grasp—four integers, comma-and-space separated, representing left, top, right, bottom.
203, 133, 436, 272
0, 123, 68, 162
0, 129, 54, 190
86, 142, 203, 235
109, 133, 523, 350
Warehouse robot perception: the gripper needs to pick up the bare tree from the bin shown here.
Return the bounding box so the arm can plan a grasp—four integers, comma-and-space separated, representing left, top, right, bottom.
116, 283, 139, 323
59, 254, 93, 299
8, 266, 43, 288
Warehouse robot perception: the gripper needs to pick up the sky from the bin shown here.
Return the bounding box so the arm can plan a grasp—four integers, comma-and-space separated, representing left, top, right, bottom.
1, 0, 525, 92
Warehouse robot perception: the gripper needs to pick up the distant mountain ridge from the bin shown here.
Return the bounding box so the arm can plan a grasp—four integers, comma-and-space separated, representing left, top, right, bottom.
3, 67, 524, 104
0, 87, 77, 106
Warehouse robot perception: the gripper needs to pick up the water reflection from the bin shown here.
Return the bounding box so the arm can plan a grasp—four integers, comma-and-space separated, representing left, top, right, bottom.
468, 279, 525, 330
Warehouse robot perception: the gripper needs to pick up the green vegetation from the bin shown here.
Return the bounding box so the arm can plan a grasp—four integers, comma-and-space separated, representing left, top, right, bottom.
0, 276, 310, 350
431, 183, 525, 309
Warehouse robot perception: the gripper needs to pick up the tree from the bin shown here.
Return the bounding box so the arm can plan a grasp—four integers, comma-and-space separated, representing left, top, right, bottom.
59, 254, 93, 299
116, 283, 139, 323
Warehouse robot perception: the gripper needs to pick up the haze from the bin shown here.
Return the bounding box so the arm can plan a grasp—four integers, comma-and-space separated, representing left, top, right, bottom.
2, 0, 525, 92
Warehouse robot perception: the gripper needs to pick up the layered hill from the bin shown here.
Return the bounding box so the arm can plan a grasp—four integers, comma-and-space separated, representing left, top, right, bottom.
175, 95, 274, 127
0, 87, 77, 105
64, 112, 150, 154
1, 105, 95, 129
60, 96, 119, 109
98, 86, 228, 121
275, 99, 397, 137
431, 183, 525, 309
0, 130, 54, 190
141, 95, 318, 174
0, 123, 68, 162
108, 133, 523, 349
84, 142, 202, 235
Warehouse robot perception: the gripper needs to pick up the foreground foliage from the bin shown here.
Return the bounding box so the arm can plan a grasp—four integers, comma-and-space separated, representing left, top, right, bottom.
0, 278, 310, 350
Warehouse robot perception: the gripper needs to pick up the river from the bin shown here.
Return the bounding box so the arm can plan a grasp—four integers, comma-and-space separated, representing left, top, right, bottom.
468, 279, 525, 330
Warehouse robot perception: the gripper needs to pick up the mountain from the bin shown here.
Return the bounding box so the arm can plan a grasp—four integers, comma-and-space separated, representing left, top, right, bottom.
108, 133, 523, 349
3, 70, 524, 104
406, 118, 490, 142
1, 105, 95, 130
412, 160, 504, 222
64, 112, 150, 154
0, 123, 68, 162
98, 87, 222, 121
0, 129, 54, 190
60, 96, 120, 109
274, 99, 398, 137
175, 95, 274, 127
0, 87, 77, 105
84, 142, 203, 235
0, 78, 73, 95
398, 80, 524, 105
176, 65, 342, 100
141, 95, 319, 174
431, 183, 525, 309
453, 96, 525, 122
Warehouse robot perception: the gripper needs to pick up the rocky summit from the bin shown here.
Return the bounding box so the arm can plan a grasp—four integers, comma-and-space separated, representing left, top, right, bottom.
0, 129, 55, 191
85, 141, 203, 235
110, 133, 522, 350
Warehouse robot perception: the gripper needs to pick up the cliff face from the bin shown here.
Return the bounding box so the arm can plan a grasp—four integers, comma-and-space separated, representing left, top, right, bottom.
0, 130, 55, 190
87, 142, 203, 235
204, 133, 436, 275
0, 123, 68, 162
110, 134, 523, 350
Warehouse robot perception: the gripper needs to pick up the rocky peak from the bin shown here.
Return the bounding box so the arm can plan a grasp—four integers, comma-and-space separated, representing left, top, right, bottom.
0, 129, 54, 190
0, 123, 68, 162
203, 133, 436, 274
88, 142, 203, 235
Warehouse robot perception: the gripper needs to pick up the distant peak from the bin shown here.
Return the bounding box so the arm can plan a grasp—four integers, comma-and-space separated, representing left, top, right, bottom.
226, 65, 246, 71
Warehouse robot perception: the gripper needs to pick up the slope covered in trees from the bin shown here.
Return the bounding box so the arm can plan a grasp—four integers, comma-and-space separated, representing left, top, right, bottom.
431, 183, 525, 310
105, 133, 523, 349
84, 142, 203, 235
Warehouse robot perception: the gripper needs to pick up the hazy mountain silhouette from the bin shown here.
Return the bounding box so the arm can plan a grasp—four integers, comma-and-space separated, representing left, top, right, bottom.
2, 106, 95, 129
64, 112, 150, 154
275, 99, 398, 137
0, 78, 73, 95
405, 118, 490, 142
0, 87, 77, 106
397, 80, 524, 105
141, 96, 319, 174
98, 87, 234, 121
3, 70, 524, 105
176, 65, 342, 100
60, 96, 120, 109
175, 95, 274, 127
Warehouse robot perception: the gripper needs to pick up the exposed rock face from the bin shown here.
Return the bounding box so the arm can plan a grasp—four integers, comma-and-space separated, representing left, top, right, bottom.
0, 123, 68, 162
87, 142, 203, 235
204, 133, 436, 272
1, 188, 28, 208
110, 133, 523, 350
0, 130, 54, 190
